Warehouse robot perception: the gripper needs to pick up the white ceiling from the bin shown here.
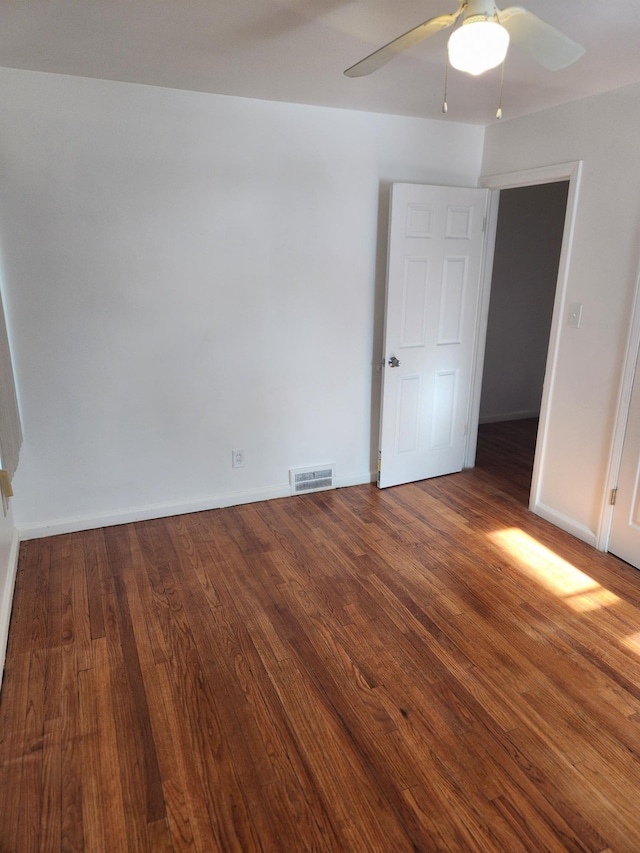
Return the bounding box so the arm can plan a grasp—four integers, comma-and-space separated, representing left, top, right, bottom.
1, 0, 640, 125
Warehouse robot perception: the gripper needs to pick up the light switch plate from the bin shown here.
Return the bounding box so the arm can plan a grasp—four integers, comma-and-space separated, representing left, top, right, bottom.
568, 303, 583, 328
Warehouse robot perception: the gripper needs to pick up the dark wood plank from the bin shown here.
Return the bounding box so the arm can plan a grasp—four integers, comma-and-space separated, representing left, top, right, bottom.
82, 528, 107, 641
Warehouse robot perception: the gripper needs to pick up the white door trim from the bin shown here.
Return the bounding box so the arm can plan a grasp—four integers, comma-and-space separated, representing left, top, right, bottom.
598, 257, 640, 551
467, 160, 583, 520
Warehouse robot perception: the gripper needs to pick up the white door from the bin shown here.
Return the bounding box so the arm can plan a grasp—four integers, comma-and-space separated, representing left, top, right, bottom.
609, 347, 640, 568
378, 183, 489, 489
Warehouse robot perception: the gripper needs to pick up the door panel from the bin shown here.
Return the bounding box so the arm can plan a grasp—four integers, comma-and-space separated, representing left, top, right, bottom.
378, 183, 488, 489
609, 347, 640, 569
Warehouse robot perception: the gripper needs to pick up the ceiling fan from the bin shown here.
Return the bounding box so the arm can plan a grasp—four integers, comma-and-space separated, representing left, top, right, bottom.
344, 0, 585, 79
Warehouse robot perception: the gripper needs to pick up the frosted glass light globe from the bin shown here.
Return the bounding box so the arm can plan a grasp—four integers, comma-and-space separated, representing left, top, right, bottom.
448, 19, 510, 76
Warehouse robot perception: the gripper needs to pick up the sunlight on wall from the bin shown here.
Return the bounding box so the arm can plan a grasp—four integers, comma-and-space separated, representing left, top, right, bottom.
488, 528, 621, 612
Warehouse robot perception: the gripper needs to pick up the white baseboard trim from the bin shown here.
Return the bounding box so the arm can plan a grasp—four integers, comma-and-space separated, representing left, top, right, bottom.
479, 410, 540, 425
532, 501, 597, 547
338, 472, 377, 489
0, 529, 21, 690
18, 471, 374, 540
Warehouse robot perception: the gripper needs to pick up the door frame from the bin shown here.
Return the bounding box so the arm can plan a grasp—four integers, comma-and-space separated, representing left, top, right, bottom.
465, 160, 583, 520
599, 248, 640, 551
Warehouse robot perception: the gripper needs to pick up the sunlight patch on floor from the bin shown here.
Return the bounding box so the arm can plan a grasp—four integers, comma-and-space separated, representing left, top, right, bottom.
622, 632, 640, 654
489, 528, 621, 612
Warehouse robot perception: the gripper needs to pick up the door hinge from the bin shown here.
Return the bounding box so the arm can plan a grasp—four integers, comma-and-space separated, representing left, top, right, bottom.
611, 487, 618, 506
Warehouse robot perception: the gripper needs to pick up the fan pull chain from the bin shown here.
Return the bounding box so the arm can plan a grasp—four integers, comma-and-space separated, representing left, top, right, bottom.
496, 57, 506, 119
443, 55, 449, 114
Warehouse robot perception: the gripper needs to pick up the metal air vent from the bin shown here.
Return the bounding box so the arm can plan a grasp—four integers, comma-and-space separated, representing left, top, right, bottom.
289, 465, 336, 496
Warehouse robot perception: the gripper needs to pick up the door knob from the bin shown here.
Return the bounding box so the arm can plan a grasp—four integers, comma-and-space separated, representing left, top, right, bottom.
388, 356, 401, 368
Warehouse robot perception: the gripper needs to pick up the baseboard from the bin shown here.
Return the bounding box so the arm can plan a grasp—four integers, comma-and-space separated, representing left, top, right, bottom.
479, 410, 540, 425
0, 529, 21, 690
532, 501, 597, 547
18, 471, 374, 540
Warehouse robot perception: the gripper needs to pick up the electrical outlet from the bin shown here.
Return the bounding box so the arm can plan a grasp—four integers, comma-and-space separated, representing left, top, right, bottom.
232, 449, 245, 469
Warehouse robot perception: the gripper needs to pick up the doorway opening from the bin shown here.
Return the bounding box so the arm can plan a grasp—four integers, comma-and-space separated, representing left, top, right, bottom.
475, 181, 569, 506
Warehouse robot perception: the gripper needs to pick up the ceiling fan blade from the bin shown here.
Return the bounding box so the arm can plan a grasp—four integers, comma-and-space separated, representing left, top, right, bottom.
498, 7, 585, 71
344, 3, 465, 78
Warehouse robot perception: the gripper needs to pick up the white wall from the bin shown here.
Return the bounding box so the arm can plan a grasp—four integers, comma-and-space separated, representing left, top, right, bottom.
482, 82, 640, 542
480, 182, 567, 423
0, 68, 484, 536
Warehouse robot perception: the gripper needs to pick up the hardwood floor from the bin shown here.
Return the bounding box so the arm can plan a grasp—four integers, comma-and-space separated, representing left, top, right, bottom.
2, 419, 640, 851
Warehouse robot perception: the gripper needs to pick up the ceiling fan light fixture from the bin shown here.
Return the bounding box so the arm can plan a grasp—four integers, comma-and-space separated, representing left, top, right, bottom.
447, 17, 510, 76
